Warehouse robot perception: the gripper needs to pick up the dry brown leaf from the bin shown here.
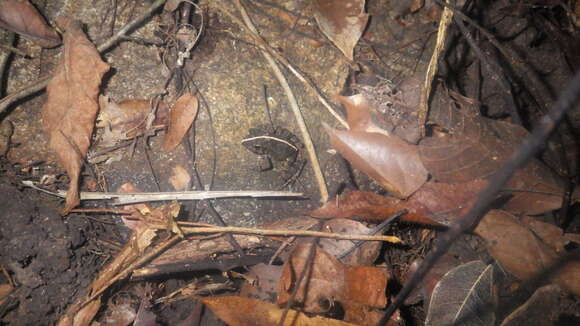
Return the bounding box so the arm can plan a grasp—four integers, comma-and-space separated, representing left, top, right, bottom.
499, 284, 561, 326
320, 218, 382, 265
162, 92, 199, 152
202, 296, 358, 326
475, 210, 580, 295
42, 18, 110, 214
0, 0, 60, 48
313, 0, 369, 60
169, 164, 191, 191
277, 243, 388, 313
405, 254, 460, 305
326, 126, 428, 198
0, 283, 13, 304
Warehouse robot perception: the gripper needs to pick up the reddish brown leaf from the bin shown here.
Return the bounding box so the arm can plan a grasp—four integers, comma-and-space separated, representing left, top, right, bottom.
0, 0, 60, 48
162, 93, 199, 152
344, 266, 388, 307
42, 18, 110, 214
312, 0, 369, 60
202, 296, 358, 326
475, 210, 580, 295
326, 126, 428, 198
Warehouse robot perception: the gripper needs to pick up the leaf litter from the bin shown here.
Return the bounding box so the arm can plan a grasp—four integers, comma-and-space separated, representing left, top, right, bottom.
2, 0, 580, 325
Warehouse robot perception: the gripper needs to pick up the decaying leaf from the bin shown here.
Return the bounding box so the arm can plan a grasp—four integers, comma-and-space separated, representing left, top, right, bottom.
97, 96, 169, 147
277, 243, 388, 313
0, 283, 13, 305
319, 218, 381, 265
42, 18, 110, 214
169, 164, 191, 191
475, 210, 580, 295
162, 92, 199, 152
202, 296, 358, 326
312, 0, 369, 60
425, 261, 496, 326
420, 104, 565, 215
499, 284, 561, 326
0, 0, 60, 48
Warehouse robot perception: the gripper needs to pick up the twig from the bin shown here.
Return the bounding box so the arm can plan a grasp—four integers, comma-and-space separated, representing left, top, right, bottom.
378, 69, 580, 325
22, 180, 304, 204
157, 222, 402, 243
233, 0, 329, 203
418, 0, 453, 136
0, 0, 168, 114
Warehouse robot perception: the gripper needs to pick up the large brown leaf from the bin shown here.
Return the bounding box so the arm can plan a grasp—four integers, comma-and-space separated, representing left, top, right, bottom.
42, 18, 110, 214
475, 210, 580, 295
0, 0, 60, 48
312, 0, 369, 60
420, 105, 565, 215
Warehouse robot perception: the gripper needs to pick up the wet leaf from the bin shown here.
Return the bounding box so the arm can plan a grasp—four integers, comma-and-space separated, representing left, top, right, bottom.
475, 210, 580, 295
0, 0, 60, 48
425, 261, 496, 326
169, 164, 191, 191
420, 106, 565, 215
202, 296, 358, 326
312, 0, 369, 60
162, 93, 199, 152
499, 284, 561, 326
42, 18, 110, 214
319, 218, 381, 265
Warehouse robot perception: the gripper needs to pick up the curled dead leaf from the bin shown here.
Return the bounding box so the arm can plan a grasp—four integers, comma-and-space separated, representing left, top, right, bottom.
42, 18, 110, 214
0, 0, 60, 48
163, 92, 199, 152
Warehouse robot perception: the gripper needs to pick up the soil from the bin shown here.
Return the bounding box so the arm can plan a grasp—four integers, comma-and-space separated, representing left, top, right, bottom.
0, 0, 580, 325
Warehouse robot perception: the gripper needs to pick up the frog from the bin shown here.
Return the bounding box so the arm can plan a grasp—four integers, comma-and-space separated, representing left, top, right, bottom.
241, 124, 305, 187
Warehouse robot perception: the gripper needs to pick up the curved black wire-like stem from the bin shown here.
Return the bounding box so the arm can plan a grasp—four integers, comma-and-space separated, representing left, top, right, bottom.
378, 69, 580, 325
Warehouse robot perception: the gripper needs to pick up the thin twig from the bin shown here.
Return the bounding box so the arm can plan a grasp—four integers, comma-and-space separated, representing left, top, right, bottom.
156, 222, 402, 243
378, 69, 580, 325
0, 41, 30, 58
233, 0, 329, 203
0, 0, 168, 114
0, 33, 16, 98
418, 0, 453, 136
22, 180, 304, 204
